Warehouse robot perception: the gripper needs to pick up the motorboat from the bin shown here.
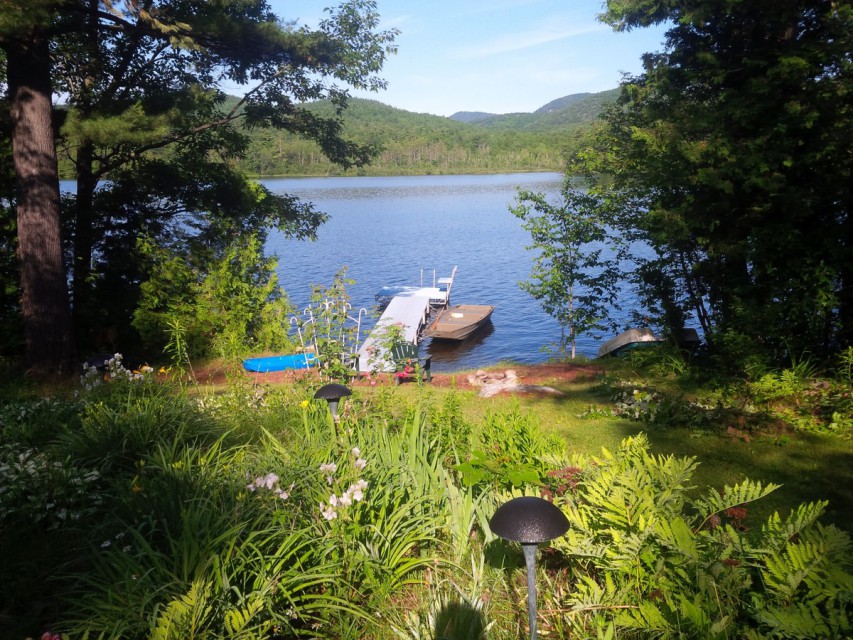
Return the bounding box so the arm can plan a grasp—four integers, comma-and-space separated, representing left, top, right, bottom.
423, 304, 495, 341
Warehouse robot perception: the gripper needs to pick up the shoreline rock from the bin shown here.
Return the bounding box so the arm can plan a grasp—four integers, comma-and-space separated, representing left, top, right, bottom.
467, 368, 564, 398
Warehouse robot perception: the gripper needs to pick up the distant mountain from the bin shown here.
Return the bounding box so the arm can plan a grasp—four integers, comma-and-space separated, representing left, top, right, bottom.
240, 89, 621, 177
448, 89, 620, 131
535, 93, 594, 114
448, 111, 499, 123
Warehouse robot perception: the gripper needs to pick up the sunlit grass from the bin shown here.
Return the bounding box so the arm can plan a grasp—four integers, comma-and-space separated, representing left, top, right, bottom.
358, 366, 853, 534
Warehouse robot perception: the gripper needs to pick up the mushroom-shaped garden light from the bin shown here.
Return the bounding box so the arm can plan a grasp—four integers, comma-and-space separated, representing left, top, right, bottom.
312, 383, 352, 422
490, 496, 569, 640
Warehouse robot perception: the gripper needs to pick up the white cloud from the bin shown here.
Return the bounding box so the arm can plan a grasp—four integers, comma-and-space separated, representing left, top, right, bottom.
450, 23, 609, 59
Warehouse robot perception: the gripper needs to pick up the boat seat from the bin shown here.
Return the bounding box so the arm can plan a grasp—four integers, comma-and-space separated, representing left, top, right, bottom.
390, 342, 431, 384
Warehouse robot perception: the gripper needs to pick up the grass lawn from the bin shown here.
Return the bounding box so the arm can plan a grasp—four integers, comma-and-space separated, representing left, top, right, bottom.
365, 364, 853, 535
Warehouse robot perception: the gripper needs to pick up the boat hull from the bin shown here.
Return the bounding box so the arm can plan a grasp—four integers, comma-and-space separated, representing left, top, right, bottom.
243, 352, 318, 373
424, 305, 495, 341
597, 328, 664, 358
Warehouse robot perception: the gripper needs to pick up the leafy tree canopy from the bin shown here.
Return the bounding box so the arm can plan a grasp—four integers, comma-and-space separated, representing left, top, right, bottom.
571, 0, 852, 366
0, 0, 398, 367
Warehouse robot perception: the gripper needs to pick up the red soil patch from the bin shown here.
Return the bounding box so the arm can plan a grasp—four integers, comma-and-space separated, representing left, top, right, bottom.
194, 361, 603, 392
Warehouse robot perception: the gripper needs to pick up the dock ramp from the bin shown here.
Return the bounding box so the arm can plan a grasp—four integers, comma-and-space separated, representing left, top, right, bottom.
356, 293, 432, 372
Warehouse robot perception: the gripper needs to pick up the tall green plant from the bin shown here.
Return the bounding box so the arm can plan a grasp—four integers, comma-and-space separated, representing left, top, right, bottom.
511, 180, 621, 358
299, 267, 363, 381
134, 234, 296, 360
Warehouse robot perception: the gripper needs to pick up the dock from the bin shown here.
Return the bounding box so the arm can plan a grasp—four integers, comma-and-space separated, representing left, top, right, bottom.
356, 267, 456, 372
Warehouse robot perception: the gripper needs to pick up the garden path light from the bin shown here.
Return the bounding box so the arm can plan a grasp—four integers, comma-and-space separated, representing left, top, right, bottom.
490, 496, 569, 640
313, 383, 352, 423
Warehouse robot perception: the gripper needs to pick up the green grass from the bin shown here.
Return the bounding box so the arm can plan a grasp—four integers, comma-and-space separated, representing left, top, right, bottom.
365, 366, 853, 535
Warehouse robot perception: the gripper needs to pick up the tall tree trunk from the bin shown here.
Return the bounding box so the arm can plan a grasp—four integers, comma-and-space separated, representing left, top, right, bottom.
7, 31, 74, 375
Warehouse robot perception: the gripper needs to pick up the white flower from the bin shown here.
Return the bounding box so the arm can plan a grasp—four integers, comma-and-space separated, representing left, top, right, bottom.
320, 504, 337, 521
354, 458, 367, 470
329, 494, 339, 507
351, 447, 361, 457
338, 492, 352, 507
275, 488, 289, 500
262, 473, 280, 490
347, 480, 367, 501
319, 462, 337, 475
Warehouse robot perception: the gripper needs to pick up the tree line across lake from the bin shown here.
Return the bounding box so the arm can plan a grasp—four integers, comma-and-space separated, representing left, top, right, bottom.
196, 93, 614, 177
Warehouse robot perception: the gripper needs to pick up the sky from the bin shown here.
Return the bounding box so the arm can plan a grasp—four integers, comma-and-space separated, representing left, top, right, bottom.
265, 0, 669, 117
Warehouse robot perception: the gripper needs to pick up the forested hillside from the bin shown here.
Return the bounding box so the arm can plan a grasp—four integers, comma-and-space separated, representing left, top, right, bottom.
240, 90, 617, 176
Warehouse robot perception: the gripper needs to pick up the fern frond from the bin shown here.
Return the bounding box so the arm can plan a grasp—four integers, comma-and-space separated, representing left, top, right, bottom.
760, 501, 828, 551
224, 597, 264, 636
614, 600, 671, 636
762, 522, 853, 603
657, 517, 699, 563
150, 578, 212, 640
695, 479, 780, 530
757, 602, 833, 638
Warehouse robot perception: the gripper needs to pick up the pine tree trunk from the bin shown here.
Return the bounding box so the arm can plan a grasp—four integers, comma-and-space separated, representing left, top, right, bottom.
7, 32, 74, 375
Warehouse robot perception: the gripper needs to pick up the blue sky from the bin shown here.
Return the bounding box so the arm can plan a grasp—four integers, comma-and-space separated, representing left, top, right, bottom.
266, 1, 668, 117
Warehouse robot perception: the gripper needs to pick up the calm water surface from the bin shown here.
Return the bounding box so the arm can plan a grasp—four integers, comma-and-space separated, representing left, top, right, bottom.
262, 173, 637, 372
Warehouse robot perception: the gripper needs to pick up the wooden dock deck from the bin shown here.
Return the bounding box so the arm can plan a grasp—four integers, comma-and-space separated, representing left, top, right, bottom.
356, 291, 433, 372
357, 267, 457, 372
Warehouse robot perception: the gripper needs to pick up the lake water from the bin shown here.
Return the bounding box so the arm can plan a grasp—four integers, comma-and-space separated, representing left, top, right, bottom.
263, 173, 641, 372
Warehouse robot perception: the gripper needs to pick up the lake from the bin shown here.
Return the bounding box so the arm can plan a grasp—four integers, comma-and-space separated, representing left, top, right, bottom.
263, 173, 642, 372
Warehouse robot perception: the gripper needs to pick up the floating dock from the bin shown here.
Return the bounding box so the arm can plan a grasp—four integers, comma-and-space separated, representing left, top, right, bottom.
356, 268, 456, 372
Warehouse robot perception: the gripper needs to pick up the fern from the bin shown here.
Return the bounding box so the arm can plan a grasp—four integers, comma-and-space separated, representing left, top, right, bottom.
695, 478, 781, 531
223, 597, 264, 636
757, 602, 834, 638
761, 501, 828, 551
151, 579, 212, 640
553, 433, 852, 640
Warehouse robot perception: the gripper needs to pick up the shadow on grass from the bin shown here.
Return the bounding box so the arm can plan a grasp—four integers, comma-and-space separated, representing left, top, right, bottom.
642, 427, 853, 535
526, 378, 853, 536
432, 600, 488, 640
568, 416, 853, 536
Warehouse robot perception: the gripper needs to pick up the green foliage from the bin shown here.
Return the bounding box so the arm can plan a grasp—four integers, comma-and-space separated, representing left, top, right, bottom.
572, 0, 853, 365
555, 434, 852, 639
1, 372, 851, 638
511, 180, 621, 359
455, 404, 561, 491
3, 0, 398, 365
834, 346, 853, 386
298, 266, 362, 381
133, 233, 296, 360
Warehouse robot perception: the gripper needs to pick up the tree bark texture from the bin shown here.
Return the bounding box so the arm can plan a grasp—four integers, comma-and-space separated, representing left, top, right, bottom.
7, 31, 75, 375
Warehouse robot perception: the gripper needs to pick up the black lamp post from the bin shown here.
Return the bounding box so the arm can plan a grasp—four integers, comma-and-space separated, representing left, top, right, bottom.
489, 496, 569, 640
313, 383, 352, 422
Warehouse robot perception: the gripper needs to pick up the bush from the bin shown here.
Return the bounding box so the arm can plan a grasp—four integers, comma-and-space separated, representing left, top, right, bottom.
552, 434, 852, 639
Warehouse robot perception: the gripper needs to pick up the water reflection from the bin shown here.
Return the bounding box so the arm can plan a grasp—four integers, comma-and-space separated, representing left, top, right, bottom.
425, 322, 495, 369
